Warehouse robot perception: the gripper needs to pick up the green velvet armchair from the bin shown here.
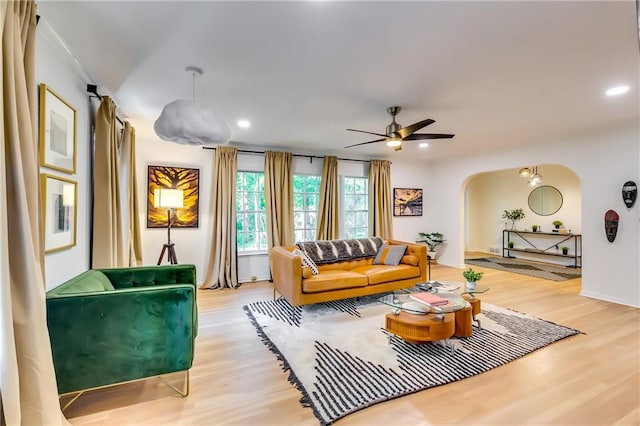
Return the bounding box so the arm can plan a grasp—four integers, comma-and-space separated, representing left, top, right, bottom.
46, 264, 197, 403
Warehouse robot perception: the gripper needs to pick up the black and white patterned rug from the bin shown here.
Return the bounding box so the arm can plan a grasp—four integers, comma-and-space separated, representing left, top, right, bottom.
244, 296, 580, 425
465, 256, 581, 281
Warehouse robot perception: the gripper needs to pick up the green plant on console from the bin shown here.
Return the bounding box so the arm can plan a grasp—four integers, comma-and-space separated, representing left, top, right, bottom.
502, 208, 525, 229
561, 246, 569, 255
462, 267, 484, 283
553, 220, 563, 229
532, 224, 538, 232
418, 232, 446, 251
508, 240, 514, 248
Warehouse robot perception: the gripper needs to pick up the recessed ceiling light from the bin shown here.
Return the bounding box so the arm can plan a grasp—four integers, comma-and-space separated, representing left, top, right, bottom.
606, 85, 630, 96
237, 119, 251, 128
419, 142, 429, 148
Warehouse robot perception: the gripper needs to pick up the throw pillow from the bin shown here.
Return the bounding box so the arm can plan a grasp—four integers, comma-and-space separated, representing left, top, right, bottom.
373, 244, 407, 266
301, 266, 313, 279
292, 249, 319, 275
400, 254, 419, 266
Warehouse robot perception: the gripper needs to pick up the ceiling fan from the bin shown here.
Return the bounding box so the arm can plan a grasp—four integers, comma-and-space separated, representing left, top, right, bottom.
344, 106, 454, 151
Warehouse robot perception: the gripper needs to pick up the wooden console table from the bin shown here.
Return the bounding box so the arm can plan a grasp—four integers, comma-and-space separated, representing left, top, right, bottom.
502, 229, 582, 268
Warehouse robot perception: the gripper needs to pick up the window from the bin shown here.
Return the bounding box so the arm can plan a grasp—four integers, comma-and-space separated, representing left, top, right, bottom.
293, 175, 321, 242
236, 171, 267, 252
342, 176, 368, 238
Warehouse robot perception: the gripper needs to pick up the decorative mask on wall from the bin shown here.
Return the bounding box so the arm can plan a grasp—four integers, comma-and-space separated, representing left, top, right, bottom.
622, 180, 637, 208
604, 209, 619, 243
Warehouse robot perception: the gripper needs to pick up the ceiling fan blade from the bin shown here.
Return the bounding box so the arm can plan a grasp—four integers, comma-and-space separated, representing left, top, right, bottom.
404, 133, 455, 140
397, 119, 435, 138
346, 128, 388, 138
344, 138, 386, 148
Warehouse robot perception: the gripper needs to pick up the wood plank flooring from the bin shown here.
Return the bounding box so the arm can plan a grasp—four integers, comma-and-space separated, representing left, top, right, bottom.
63, 257, 640, 425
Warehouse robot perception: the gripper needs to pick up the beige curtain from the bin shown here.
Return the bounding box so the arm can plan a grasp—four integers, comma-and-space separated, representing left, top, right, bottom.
122, 122, 143, 266
92, 96, 125, 268
0, 1, 68, 423
316, 155, 339, 240
368, 159, 393, 239
264, 151, 294, 250
203, 146, 238, 289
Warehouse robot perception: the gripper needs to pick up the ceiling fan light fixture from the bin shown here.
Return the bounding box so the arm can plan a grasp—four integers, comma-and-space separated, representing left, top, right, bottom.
385, 135, 402, 148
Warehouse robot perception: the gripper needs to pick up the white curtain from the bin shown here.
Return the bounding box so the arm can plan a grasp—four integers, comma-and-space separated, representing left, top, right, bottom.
0, 1, 68, 423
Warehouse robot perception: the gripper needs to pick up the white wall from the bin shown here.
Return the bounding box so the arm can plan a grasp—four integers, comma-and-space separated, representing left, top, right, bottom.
428, 123, 639, 307
37, 27, 91, 289
135, 137, 214, 283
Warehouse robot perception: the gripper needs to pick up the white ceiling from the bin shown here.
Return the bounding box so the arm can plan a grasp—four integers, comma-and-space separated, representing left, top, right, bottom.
37, 1, 639, 163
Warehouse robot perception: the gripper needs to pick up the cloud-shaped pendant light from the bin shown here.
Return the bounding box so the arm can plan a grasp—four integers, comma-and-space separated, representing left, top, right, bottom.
154, 66, 232, 146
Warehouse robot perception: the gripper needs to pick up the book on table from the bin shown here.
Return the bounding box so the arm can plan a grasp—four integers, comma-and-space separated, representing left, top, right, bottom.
409, 292, 449, 307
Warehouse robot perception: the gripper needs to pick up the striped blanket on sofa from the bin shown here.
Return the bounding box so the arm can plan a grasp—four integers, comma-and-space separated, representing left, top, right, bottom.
295, 237, 384, 264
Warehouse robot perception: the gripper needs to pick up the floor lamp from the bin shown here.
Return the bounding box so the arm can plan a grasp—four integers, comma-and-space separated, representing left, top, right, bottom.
154, 188, 184, 265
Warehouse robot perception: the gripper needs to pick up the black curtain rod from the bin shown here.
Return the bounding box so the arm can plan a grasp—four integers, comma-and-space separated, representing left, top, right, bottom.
202, 146, 370, 164
86, 84, 125, 127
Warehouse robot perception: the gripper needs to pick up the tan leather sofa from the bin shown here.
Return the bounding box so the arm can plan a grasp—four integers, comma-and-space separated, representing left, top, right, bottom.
272, 239, 426, 307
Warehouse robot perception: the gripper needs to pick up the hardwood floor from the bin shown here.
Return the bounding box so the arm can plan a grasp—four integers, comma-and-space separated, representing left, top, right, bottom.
63, 258, 640, 425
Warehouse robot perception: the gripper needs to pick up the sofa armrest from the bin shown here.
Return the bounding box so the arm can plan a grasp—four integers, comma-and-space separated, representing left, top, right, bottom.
98, 264, 196, 289
46, 285, 195, 394
271, 246, 303, 306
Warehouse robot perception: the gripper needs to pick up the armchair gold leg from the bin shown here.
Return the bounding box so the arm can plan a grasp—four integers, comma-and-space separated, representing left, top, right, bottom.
60, 391, 84, 412
158, 370, 190, 397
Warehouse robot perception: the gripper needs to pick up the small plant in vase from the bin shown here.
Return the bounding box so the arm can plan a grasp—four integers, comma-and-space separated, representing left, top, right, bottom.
502, 208, 526, 230
508, 240, 514, 249
561, 246, 569, 255
532, 224, 538, 232
552, 220, 563, 230
462, 267, 484, 291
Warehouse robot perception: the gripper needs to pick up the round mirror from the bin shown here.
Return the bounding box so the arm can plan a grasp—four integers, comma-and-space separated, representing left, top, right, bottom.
528, 185, 563, 216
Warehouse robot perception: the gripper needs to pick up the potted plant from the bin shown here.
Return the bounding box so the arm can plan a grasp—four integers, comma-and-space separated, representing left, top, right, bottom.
561, 246, 569, 255
552, 220, 563, 230
502, 208, 526, 230
462, 267, 484, 291
532, 224, 538, 232
418, 232, 445, 260
508, 240, 514, 249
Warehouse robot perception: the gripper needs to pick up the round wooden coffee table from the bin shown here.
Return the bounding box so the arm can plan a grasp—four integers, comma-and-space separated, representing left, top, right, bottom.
385, 310, 455, 344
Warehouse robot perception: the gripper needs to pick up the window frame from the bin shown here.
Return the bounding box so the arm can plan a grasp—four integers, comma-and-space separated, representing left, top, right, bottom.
293, 174, 321, 242
341, 175, 369, 239
236, 171, 268, 254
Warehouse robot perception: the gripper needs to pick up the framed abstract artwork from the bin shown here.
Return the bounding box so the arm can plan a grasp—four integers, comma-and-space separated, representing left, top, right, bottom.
40, 173, 77, 253
147, 165, 200, 228
393, 188, 423, 216
39, 84, 77, 174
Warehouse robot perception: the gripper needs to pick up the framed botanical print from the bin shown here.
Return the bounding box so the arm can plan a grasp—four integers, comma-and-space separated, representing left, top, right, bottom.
147, 165, 200, 228
393, 188, 423, 216
40, 173, 77, 253
39, 83, 77, 174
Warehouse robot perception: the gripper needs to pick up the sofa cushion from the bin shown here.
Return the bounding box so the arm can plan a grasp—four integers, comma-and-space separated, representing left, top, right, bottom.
373, 244, 407, 266
293, 249, 319, 275
302, 270, 368, 293
55, 271, 115, 294
295, 237, 384, 264
351, 264, 421, 285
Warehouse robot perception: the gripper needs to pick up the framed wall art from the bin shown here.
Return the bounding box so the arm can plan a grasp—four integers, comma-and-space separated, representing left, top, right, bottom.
147, 165, 200, 228
393, 188, 423, 216
39, 83, 77, 174
40, 173, 77, 253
